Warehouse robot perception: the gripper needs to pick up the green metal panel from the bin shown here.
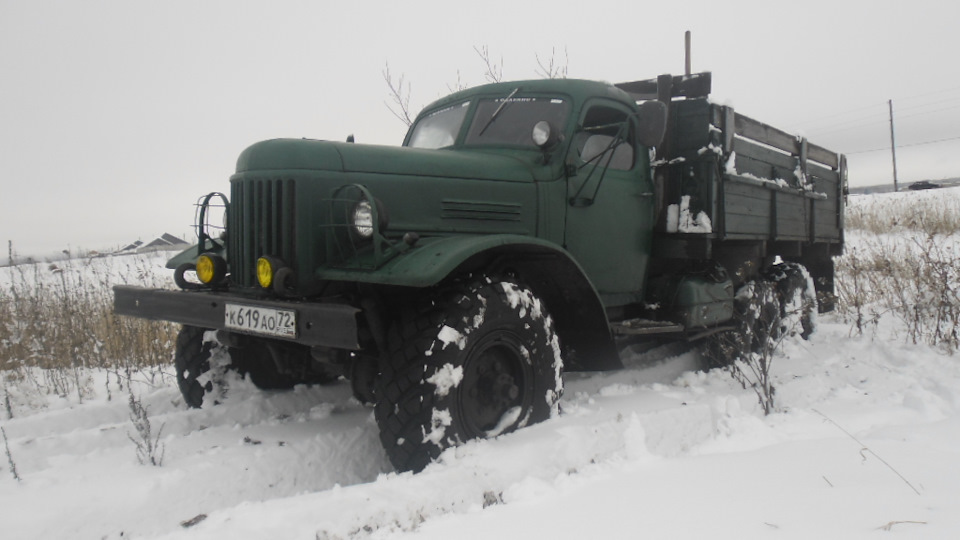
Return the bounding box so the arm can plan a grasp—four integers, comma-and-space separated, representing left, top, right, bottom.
237, 138, 539, 182
315, 234, 582, 288
673, 275, 735, 328
536, 177, 567, 245
227, 138, 550, 293
645, 272, 734, 328
338, 143, 537, 182
236, 139, 343, 173
164, 240, 224, 270
562, 98, 655, 304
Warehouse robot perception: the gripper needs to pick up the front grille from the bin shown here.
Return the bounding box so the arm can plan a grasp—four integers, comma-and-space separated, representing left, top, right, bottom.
229, 178, 297, 287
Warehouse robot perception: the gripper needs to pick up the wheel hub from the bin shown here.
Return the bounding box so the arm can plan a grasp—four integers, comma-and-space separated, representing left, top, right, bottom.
462, 343, 525, 433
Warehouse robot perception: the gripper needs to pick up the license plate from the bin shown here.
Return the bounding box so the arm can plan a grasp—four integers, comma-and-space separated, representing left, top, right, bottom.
224, 303, 297, 338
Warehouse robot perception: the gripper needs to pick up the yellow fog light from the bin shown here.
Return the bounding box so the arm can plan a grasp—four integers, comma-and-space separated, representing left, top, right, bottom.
257, 257, 276, 289
196, 254, 226, 284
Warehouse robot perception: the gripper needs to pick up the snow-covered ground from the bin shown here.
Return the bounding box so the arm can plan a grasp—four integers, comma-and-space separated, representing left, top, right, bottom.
2, 191, 960, 539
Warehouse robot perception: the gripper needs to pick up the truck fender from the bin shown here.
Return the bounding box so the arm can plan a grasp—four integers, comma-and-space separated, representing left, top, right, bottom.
321, 235, 622, 371
164, 240, 225, 270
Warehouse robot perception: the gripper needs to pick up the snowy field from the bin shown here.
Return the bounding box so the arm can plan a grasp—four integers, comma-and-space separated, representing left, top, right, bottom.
2, 190, 960, 539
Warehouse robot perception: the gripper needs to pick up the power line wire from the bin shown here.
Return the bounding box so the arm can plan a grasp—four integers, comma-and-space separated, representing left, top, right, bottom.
806, 104, 960, 137
894, 95, 960, 113
845, 135, 960, 155
788, 86, 960, 132
812, 117, 889, 136
893, 83, 960, 105
792, 101, 887, 129
895, 103, 960, 121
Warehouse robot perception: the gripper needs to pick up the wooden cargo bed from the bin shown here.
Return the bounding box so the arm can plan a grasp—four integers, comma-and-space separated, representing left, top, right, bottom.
660, 98, 845, 247
618, 73, 846, 258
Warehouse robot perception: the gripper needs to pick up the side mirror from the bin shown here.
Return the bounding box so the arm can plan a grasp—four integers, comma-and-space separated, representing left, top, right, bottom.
532, 121, 560, 149
636, 101, 668, 148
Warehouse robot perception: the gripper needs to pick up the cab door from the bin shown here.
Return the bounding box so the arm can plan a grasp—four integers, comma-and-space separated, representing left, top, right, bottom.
564, 100, 655, 304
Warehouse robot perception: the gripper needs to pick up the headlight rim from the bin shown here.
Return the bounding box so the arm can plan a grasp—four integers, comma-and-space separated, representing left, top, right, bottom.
352, 199, 375, 239
196, 253, 227, 285
350, 197, 389, 240
256, 256, 278, 289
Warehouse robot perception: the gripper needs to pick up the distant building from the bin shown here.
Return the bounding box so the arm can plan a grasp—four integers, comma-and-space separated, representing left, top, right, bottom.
117, 240, 144, 254
116, 234, 189, 254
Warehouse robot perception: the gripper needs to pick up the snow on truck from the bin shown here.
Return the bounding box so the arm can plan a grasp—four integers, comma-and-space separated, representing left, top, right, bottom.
114, 72, 846, 471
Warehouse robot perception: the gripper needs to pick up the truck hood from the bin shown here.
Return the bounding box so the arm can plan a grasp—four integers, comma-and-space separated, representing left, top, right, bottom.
236, 139, 535, 182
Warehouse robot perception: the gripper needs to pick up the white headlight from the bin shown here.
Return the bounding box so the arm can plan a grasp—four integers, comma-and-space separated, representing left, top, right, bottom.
352, 200, 374, 238
532, 121, 553, 147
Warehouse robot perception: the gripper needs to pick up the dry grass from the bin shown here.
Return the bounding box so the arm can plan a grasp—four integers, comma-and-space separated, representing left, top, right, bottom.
845, 189, 960, 236
0, 253, 177, 413
837, 190, 960, 353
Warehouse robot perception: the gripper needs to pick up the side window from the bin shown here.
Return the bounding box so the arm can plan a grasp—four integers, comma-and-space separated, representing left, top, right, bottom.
576, 105, 635, 170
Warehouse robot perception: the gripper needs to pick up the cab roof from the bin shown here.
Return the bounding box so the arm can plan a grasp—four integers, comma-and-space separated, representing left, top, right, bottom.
416, 79, 638, 120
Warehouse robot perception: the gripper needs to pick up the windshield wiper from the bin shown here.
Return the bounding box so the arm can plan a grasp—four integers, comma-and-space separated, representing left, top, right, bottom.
477, 87, 520, 137
570, 121, 630, 207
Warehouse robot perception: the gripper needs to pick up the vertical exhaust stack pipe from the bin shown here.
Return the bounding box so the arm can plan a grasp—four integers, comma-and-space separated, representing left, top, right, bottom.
685, 30, 691, 76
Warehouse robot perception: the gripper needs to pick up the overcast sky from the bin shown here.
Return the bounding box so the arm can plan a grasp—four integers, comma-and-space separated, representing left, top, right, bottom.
2, 0, 959, 257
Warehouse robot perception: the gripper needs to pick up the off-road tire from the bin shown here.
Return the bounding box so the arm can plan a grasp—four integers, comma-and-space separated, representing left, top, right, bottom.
704, 262, 818, 368
228, 339, 321, 390
176, 327, 335, 408
703, 280, 781, 368
174, 325, 220, 408
374, 278, 563, 472
766, 262, 817, 339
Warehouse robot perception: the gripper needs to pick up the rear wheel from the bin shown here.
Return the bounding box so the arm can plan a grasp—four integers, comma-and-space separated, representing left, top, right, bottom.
766, 262, 817, 339
703, 280, 781, 368
703, 262, 818, 368
374, 278, 563, 472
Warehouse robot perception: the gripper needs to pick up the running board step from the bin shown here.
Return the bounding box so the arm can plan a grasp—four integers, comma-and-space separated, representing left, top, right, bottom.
612, 319, 685, 336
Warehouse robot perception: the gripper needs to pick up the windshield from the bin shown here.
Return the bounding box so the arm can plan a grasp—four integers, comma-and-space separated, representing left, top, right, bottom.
407, 101, 470, 149
465, 97, 570, 147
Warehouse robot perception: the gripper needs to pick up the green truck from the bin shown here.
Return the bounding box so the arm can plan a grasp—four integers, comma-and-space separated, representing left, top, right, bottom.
114, 72, 845, 471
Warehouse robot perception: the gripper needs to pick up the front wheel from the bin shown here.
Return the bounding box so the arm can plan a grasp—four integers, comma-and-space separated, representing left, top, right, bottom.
174, 325, 228, 408
374, 278, 563, 472
174, 326, 335, 408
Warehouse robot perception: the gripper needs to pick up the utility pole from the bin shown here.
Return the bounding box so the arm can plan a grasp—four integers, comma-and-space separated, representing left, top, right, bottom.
685, 31, 692, 76
888, 99, 899, 191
